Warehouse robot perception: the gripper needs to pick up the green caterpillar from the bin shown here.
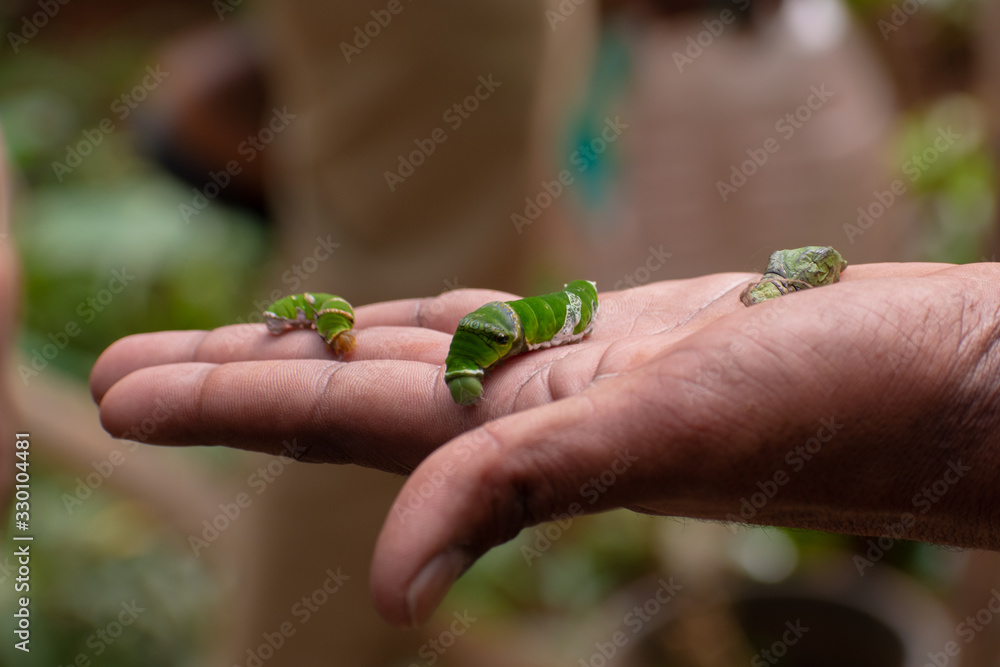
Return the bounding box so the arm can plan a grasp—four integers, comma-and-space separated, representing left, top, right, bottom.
263, 293, 356, 354
741, 246, 847, 306
445, 280, 599, 406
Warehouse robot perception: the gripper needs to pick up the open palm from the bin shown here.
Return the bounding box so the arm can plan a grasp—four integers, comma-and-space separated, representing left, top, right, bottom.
91, 262, 1000, 627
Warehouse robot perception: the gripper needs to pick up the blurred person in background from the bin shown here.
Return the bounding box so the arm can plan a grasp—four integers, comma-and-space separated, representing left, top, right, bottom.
137, 6, 923, 660
150, 0, 919, 303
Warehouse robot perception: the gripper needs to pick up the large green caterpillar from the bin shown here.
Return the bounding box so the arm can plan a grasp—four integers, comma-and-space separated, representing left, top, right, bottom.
263, 293, 356, 354
444, 280, 599, 405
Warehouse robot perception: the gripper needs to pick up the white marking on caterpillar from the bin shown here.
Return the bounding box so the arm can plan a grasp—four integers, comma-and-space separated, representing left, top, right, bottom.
317, 307, 353, 319
527, 290, 586, 351
447, 368, 485, 379
263, 312, 287, 334
504, 302, 525, 352
263, 307, 312, 333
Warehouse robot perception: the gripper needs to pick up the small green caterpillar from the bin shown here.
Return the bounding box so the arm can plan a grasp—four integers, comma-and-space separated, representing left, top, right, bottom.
263, 293, 356, 354
444, 280, 599, 406
741, 246, 847, 306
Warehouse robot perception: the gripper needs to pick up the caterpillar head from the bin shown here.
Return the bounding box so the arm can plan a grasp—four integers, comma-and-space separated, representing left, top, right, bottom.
447, 375, 484, 406
444, 302, 520, 405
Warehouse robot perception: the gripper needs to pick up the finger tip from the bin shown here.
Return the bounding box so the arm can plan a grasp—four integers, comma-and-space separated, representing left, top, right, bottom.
405, 549, 468, 627
89, 331, 211, 404
95, 363, 211, 442
96, 378, 139, 438
89, 341, 122, 404
89, 334, 162, 404
371, 548, 467, 629
370, 561, 413, 629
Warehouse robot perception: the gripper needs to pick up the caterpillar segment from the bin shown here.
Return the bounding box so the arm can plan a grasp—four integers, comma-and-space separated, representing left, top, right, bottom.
263, 293, 356, 354
444, 280, 599, 406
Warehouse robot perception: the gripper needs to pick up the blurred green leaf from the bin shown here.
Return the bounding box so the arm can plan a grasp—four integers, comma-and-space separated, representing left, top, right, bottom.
15, 176, 269, 381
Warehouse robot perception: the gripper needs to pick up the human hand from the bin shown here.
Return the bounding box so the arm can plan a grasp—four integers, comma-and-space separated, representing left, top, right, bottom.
90, 263, 1000, 627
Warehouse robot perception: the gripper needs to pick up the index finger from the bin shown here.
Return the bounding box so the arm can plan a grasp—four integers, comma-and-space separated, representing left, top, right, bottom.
90, 324, 451, 403
97, 358, 472, 472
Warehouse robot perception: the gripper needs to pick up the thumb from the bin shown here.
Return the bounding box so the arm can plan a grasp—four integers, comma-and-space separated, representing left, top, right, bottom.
369, 383, 650, 628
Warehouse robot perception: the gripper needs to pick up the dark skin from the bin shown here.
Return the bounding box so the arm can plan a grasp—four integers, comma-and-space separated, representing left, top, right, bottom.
90, 262, 1000, 628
